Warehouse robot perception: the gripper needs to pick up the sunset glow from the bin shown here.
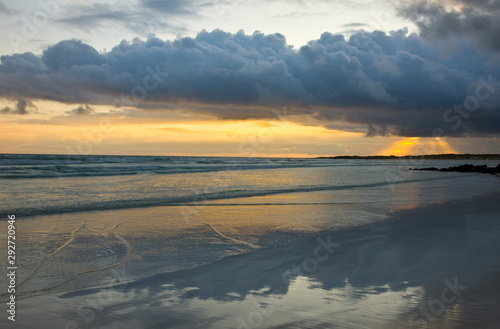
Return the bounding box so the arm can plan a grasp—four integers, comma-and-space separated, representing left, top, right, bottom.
380, 137, 459, 156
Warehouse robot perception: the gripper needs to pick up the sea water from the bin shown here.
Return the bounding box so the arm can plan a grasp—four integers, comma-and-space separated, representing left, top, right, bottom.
2, 154, 498, 218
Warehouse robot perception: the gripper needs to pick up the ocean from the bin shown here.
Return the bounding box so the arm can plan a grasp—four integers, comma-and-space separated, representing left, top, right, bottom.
1, 154, 499, 328
2, 154, 499, 218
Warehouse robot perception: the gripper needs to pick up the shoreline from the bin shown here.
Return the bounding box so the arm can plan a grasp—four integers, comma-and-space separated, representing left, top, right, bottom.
317, 153, 500, 160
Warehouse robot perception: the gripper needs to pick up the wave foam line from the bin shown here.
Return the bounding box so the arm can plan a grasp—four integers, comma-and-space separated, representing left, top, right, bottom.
5, 176, 463, 218
13, 222, 87, 291
191, 221, 259, 249
10, 224, 132, 299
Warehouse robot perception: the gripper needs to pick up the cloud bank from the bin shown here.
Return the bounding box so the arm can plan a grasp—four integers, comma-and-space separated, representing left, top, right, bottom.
399, 0, 500, 52
1, 26, 499, 136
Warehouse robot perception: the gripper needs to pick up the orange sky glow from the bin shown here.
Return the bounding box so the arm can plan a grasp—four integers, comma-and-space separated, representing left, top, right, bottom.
0, 99, 495, 157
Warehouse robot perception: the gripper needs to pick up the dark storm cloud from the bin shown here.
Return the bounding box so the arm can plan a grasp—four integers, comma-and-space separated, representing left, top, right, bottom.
399, 0, 500, 52
0, 29, 499, 136
0, 99, 36, 115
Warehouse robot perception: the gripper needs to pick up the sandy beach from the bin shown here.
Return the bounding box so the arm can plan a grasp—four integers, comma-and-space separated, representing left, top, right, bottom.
6, 190, 500, 329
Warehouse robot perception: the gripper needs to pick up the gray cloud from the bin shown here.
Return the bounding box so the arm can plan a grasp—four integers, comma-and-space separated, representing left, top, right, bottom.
56, 2, 186, 35
342, 22, 368, 28
140, 0, 200, 15
66, 104, 95, 116
57, 4, 132, 28
1, 99, 36, 115
0, 2, 16, 16
399, 0, 500, 52
0, 29, 499, 136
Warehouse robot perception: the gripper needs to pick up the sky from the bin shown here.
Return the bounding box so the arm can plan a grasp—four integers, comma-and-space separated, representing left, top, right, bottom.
1, 0, 500, 157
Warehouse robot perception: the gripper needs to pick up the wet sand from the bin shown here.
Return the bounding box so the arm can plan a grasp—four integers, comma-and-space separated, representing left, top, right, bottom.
7, 192, 500, 328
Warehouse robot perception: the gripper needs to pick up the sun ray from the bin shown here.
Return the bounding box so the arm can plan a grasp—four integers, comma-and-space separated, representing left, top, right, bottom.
380, 137, 458, 156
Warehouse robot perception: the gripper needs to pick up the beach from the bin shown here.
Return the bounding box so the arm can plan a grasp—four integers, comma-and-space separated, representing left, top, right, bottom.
1, 155, 499, 328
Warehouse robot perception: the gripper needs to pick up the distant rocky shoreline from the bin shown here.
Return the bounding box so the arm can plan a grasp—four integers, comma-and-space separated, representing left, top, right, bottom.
410, 164, 500, 175
317, 154, 500, 160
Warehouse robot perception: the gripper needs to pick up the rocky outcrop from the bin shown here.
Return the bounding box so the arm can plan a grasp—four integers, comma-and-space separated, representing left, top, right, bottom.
411, 164, 500, 175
